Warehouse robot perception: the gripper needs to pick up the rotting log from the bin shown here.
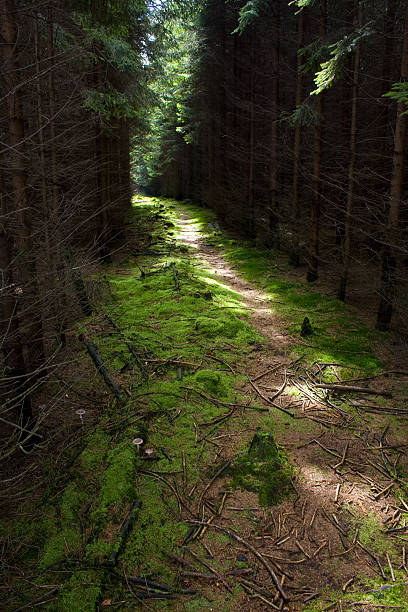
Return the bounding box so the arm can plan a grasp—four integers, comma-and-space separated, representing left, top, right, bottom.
79, 334, 125, 406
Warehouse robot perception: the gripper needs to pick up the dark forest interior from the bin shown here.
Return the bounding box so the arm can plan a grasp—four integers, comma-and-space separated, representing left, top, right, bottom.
2, 1, 408, 610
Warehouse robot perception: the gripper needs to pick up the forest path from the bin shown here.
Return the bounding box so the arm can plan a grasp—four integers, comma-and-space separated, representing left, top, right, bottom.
175, 212, 292, 350
170, 204, 407, 611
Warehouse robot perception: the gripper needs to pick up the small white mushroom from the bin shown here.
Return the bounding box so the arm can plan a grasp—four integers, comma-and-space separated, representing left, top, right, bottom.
75, 409, 86, 423
133, 437, 144, 452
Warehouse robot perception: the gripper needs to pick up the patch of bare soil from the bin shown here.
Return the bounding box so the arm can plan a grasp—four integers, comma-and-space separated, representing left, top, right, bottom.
171, 212, 408, 611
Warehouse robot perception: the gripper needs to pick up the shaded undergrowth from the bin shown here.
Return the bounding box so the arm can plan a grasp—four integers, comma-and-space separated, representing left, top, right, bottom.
0, 197, 269, 610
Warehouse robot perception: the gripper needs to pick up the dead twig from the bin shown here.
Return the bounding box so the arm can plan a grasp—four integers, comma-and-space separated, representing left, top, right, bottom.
252, 364, 284, 382
268, 370, 287, 402
185, 520, 289, 602
197, 460, 231, 512
314, 383, 392, 398
184, 547, 232, 593
333, 443, 349, 470
181, 386, 268, 411
247, 376, 294, 417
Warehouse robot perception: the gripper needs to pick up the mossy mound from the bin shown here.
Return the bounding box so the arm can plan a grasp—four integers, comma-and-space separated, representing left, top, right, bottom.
231, 430, 292, 506
192, 369, 230, 399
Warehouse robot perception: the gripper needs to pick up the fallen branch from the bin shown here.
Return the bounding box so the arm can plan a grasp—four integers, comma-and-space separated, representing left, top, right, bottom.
247, 377, 294, 417
10, 586, 61, 612
79, 334, 125, 406
104, 313, 148, 381
268, 369, 287, 402
144, 358, 200, 368
185, 520, 289, 602
252, 363, 284, 383
184, 547, 232, 593
197, 460, 231, 512
314, 383, 392, 398
181, 386, 266, 411
169, 262, 180, 291
346, 603, 403, 609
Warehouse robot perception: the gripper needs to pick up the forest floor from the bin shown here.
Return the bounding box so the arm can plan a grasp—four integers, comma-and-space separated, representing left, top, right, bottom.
2, 196, 408, 612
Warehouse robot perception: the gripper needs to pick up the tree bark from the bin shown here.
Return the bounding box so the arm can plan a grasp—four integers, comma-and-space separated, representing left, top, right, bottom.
290, 10, 304, 266
338, 3, 363, 301
1, 0, 45, 438
376, 5, 408, 330
269, 0, 280, 246
307, 0, 326, 283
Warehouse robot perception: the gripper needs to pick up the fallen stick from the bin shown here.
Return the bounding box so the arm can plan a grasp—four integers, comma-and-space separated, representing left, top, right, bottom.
181, 386, 268, 411
126, 593, 177, 600
252, 364, 283, 382
226, 568, 254, 576
107, 502, 142, 566
338, 370, 408, 383
333, 443, 349, 470
144, 358, 199, 368
126, 576, 191, 593
169, 261, 180, 291
206, 353, 237, 376
181, 571, 215, 579
247, 377, 294, 417
166, 551, 197, 571
197, 460, 231, 511
104, 313, 148, 380
268, 369, 287, 402
240, 582, 280, 610
185, 547, 232, 593
10, 586, 61, 612
314, 384, 392, 398
239, 578, 278, 604
345, 603, 403, 609
79, 334, 125, 405
185, 520, 289, 602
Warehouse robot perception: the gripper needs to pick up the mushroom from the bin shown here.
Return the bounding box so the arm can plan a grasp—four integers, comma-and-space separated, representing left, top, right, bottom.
75, 409, 86, 423
133, 437, 144, 453
144, 448, 154, 458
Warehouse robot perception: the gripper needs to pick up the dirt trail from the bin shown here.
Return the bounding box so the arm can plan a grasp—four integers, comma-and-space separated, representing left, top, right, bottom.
174, 210, 408, 611
176, 214, 292, 349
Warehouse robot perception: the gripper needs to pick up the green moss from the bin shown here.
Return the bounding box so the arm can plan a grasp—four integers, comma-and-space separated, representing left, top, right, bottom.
85, 539, 112, 564
55, 571, 102, 612
8, 195, 396, 611
192, 369, 230, 399
350, 511, 397, 558
60, 483, 87, 522
40, 528, 82, 568
99, 441, 135, 515
80, 429, 110, 472
303, 581, 408, 612
121, 479, 185, 581
231, 430, 293, 506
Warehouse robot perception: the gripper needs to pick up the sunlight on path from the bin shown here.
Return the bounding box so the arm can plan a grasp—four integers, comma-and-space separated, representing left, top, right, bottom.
175, 209, 291, 346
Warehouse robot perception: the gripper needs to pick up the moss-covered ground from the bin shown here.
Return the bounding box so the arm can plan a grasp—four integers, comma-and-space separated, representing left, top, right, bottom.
2, 196, 408, 611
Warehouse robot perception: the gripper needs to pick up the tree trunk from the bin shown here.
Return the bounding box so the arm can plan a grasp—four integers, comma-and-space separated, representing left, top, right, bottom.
1, 0, 45, 439
290, 10, 304, 266
307, 0, 326, 283
338, 3, 363, 301
376, 5, 408, 331
248, 36, 255, 238
269, 0, 280, 245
